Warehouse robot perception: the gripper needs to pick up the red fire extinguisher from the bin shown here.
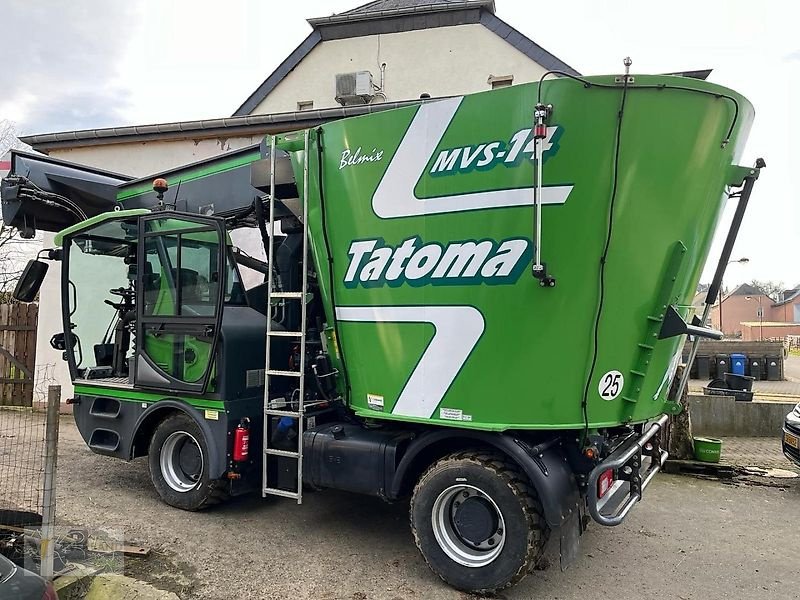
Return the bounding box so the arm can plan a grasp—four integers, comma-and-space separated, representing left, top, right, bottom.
233, 418, 250, 462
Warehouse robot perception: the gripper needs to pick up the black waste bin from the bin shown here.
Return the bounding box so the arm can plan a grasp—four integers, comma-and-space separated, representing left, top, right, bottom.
683, 353, 699, 379
766, 355, 782, 381
714, 354, 730, 379
749, 356, 765, 381
696, 355, 712, 380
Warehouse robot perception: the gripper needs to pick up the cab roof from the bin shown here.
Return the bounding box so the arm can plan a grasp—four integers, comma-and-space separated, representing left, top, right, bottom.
53, 209, 150, 246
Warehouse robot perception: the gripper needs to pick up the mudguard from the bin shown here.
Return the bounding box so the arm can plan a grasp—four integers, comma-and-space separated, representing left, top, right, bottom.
389, 430, 581, 530
131, 400, 229, 479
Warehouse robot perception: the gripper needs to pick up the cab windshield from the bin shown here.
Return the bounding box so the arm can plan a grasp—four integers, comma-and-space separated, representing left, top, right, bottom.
63, 215, 245, 381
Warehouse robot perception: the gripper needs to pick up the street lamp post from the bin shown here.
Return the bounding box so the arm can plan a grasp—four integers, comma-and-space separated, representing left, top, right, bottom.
745, 295, 764, 341
718, 257, 750, 336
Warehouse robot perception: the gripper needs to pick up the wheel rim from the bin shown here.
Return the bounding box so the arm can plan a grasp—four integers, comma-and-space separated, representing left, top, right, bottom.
160, 431, 204, 493
431, 484, 506, 568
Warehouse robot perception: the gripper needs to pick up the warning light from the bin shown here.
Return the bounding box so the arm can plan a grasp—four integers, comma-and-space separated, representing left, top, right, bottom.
152, 178, 168, 193
598, 469, 614, 498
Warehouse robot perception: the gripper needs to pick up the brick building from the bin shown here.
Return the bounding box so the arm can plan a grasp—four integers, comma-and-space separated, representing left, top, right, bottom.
710, 283, 800, 338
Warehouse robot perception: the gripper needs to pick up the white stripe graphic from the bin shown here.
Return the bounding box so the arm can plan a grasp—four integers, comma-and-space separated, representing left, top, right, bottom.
372, 97, 573, 219
335, 305, 484, 418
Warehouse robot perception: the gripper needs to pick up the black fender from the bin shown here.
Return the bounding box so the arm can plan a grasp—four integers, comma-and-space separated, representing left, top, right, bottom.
130, 400, 229, 480
389, 429, 580, 530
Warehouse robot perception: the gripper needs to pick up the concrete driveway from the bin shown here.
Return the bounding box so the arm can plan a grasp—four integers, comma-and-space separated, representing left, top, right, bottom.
785, 353, 800, 382
45, 417, 800, 600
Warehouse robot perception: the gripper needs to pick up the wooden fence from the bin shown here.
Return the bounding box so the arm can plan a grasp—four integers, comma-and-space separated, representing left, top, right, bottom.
0, 303, 38, 406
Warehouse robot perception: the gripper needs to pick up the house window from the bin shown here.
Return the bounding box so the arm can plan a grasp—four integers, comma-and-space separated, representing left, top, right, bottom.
488, 75, 513, 89
297, 100, 313, 111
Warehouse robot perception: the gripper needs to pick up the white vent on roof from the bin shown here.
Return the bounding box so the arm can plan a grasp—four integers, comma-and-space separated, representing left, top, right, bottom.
335, 71, 374, 105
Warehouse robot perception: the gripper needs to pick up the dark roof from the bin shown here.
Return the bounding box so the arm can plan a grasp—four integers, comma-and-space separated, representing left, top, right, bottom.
308, 0, 494, 25
727, 283, 768, 297
233, 30, 321, 117
773, 288, 800, 307
233, 0, 579, 116
19, 97, 442, 152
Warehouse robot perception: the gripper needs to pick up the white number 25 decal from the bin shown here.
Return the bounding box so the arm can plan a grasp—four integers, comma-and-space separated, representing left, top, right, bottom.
599, 370, 624, 401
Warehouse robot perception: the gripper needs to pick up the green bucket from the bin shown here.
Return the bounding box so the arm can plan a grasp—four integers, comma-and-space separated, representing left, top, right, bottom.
693, 437, 722, 463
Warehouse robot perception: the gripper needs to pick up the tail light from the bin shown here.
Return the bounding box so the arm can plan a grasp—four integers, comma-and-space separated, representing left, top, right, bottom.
42, 582, 58, 600
597, 469, 614, 498
233, 419, 250, 462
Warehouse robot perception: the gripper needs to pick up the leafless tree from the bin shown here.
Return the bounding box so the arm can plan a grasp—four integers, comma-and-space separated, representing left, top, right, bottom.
749, 279, 785, 301
1, 120, 39, 294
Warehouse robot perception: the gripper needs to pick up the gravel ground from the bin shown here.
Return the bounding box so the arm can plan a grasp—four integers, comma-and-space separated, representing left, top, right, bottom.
40, 416, 800, 600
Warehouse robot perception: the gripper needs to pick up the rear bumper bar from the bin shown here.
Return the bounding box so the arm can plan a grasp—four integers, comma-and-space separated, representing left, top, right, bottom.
587, 414, 669, 526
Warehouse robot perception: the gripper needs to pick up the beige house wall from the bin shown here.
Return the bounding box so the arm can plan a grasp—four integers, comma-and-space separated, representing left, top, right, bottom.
50, 136, 263, 178
252, 24, 548, 114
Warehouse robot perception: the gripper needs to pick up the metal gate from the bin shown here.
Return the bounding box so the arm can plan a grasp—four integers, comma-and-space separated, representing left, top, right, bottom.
0, 303, 38, 406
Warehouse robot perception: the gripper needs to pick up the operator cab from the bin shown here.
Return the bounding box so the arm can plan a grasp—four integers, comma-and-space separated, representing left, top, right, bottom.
53, 209, 247, 394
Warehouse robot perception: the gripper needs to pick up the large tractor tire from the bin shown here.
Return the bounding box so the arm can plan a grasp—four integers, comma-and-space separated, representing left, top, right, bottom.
410, 450, 549, 593
148, 413, 229, 511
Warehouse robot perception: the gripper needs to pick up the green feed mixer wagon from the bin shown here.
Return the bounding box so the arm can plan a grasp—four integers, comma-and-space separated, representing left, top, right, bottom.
2, 70, 762, 592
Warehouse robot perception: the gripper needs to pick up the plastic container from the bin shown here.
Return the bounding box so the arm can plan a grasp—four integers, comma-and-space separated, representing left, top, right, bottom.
696, 355, 712, 380
683, 353, 699, 379
766, 355, 782, 381
749, 356, 764, 381
714, 354, 730, 379
730, 353, 746, 376
693, 437, 722, 463
723, 372, 755, 393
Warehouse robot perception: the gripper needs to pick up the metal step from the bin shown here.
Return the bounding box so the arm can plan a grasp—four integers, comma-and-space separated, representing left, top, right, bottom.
262, 130, 310, 506
264, 448, 299, 458
264, 408, 301, 418
266, 369, 301, 377
264, 487, 300, 500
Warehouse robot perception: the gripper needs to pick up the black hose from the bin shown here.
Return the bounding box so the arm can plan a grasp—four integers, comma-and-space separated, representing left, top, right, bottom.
316, 127, 351, 401
579, 73, 631, 440
536, 70, 739, 146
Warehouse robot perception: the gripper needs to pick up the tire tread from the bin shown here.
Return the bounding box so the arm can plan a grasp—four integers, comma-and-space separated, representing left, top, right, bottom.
410, 449, 550, 593
149, 414, 230, 511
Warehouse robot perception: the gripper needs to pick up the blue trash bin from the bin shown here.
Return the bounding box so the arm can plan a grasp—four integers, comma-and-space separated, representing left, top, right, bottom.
730, 353, 747, 376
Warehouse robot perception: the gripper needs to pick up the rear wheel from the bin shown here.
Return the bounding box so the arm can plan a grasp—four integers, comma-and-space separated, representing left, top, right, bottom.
410, 450, 549, 593
148, 413, 228, 511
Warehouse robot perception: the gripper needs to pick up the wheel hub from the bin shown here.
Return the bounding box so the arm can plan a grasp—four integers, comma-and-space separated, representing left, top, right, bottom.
452, 495, 499, 547
431, 484, 506, 568
160, 431, 204, 493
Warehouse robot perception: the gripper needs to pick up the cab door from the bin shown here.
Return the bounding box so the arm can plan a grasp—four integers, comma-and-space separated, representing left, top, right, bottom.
135, 214, 226, 394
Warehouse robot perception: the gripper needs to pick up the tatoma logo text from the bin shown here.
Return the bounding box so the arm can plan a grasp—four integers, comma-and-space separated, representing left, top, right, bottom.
429, 126, 561, 176
344, 236, 531, 288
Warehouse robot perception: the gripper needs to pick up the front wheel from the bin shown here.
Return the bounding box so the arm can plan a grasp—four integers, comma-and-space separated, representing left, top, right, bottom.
410, 450, 549, 593
148, 413, 229, 511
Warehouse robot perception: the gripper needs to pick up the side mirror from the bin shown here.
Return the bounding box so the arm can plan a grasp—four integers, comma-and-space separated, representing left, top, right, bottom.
13, 259, 49, 302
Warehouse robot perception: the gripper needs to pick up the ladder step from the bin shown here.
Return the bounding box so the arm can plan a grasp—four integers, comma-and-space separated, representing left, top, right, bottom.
264, 408, 302, 417
264, 448, 299, 458
263, 487, 300, 500
267, 369, 302, 377
268, 330, 303, 337
271, 292, 303, 299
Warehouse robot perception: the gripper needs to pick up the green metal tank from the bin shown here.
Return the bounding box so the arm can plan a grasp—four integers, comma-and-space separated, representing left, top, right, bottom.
276, 74, 753, 432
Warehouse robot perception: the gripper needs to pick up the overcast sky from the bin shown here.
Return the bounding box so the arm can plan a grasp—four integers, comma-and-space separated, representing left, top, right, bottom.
1, 0, 797, 288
